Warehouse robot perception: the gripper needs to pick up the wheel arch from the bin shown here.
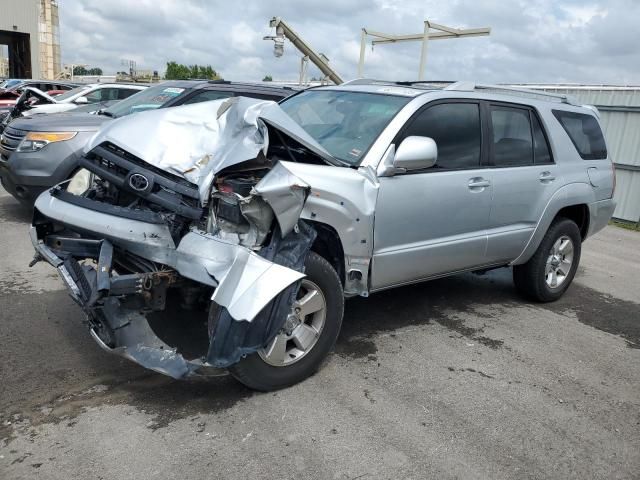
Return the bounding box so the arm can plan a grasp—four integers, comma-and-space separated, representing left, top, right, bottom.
512, 182, 595, 265
308, 220, 345, 286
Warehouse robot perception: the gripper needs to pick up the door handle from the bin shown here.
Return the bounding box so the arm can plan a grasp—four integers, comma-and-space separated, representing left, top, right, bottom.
539, 171, 556, 183
468, 177, 490, 190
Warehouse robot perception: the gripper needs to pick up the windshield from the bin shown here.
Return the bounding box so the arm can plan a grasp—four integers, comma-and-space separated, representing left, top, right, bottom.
54, 85, 91, 102
104, 84, 186, 118
280, 90, 411, 165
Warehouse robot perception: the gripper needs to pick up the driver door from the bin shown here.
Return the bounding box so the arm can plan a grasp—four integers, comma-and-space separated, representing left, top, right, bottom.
371, 101, 492, 290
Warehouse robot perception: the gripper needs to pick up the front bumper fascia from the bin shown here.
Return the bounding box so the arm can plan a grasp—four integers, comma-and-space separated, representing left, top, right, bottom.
30, 226, 225, 379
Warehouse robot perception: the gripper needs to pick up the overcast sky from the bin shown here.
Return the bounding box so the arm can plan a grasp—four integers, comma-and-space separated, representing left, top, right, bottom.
58, 0, 640, 84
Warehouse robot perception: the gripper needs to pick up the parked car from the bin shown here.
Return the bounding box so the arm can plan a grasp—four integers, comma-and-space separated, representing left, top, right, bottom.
0, 81, 299, 204
0, 80, 78, 107
29, 80, 615, 391
19, 83, 147, 116
0, 79, 24, 90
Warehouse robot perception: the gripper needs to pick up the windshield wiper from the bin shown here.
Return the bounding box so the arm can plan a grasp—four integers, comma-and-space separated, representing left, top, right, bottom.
98, 110, 115, 118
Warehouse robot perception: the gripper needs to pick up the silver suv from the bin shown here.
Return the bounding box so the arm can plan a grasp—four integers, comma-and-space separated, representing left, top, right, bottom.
30, 81, 616, 390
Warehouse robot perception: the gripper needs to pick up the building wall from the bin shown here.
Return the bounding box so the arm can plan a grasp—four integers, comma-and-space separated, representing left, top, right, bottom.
0, 0, 61, 80
0, 0, 41, 78
527, 85, 640, 223
38, 0, 61, 79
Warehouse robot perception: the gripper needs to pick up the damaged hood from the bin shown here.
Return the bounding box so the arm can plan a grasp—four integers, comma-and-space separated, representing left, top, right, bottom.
84, 96, 337, 203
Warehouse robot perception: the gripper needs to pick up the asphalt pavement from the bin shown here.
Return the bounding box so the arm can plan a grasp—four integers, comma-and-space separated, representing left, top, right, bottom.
0, 185, 638, 480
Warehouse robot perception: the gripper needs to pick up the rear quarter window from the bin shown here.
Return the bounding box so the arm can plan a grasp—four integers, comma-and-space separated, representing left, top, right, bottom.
552, 110, 607, 160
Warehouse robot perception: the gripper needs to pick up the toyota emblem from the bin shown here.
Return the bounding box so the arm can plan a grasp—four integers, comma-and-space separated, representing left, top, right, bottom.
128, 173, 150, 191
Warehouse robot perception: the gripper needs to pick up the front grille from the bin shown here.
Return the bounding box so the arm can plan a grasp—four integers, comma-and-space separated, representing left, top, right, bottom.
80, 142, 204, 220
0, 126, 26, 154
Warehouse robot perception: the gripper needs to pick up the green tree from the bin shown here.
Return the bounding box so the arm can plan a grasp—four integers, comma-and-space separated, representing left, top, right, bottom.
73, 65, 88, 75
165, 61, 221, 80
87, 67, 103, 75
262, 75, 273, 82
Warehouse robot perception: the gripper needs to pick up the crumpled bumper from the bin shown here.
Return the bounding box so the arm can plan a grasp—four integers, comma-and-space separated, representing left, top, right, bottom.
30, 228, 214, 378
30, 189, 309, 378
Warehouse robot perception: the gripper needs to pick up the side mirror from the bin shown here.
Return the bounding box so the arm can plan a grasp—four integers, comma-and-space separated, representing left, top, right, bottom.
393, 136, 437, 171
74, 96, 89, 104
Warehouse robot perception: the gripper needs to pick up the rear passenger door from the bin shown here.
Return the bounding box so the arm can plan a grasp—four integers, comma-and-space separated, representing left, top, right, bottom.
484, 103, 559, 263
372, 100, 492, 290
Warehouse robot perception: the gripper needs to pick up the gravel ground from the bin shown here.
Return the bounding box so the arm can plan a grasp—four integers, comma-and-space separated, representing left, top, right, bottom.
0, 186, 638, 480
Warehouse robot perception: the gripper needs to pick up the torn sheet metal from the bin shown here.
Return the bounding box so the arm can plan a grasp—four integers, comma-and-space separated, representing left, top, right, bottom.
84, 96, 336, 204
93, 297, 204, 379
253, 161, 310, 236
34, 190, 305, 322
207, 220, 316, 367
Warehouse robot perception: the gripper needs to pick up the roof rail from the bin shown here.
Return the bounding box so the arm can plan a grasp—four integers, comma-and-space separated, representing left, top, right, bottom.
341, 78, 398, 86
341, 78, 455, 89
444, 81, 580, 105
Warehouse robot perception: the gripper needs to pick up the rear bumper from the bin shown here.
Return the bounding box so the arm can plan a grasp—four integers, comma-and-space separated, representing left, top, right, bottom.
587, 198, 616, 239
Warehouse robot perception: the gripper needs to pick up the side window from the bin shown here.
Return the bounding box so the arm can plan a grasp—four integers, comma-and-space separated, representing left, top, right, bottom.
490, 105, 533, 166
181, 90, 234, 105
117, 88, 139, 100
532, 113, 552, 164
552, 110, 607, 160
84, 89, 103, 103
101, 88, 124, 101
402, 102, 481, 170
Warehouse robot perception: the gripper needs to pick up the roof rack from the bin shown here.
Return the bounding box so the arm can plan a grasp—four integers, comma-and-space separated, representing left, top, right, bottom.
444, 81, 580, 105
341, 78, 455, 90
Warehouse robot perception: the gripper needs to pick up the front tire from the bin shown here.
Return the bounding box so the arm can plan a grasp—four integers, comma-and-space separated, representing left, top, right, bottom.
219, 252, 344, 391
513, 217, 582, 302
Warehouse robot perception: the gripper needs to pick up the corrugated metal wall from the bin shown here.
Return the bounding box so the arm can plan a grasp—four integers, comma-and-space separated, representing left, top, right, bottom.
530, 86, 640, 222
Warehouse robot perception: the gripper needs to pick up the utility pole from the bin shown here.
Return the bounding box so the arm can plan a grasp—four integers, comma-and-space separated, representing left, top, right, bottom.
358, 21, 491, 80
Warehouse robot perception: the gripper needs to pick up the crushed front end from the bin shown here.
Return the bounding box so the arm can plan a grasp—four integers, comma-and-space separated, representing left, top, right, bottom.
29, 99, 325, 378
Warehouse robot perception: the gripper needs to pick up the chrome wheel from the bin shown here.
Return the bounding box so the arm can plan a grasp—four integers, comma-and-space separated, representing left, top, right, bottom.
258, 279, 327, 367
545, 235, 574, 289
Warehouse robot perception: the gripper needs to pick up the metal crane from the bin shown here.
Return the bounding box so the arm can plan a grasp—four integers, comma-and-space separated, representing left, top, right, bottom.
264, 17, 344, 85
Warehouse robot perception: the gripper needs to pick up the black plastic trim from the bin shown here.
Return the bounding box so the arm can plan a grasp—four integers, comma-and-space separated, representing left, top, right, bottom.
49, 187, 167, 224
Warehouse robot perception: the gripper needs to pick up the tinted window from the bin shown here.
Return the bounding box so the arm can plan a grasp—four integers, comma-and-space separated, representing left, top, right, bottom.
553, 110, 607, 160
117, 88, 140, 100
402, 102, 481, 169
84, 88, 104, 102
181, 90, 234, 105
532, 113, 552, 164
490, 106, 533, 166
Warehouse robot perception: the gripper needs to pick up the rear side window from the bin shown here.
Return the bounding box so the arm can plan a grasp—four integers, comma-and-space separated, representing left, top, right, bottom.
490, 106, 533, 166
552, 110, 607, 160
402, 102, 481, 169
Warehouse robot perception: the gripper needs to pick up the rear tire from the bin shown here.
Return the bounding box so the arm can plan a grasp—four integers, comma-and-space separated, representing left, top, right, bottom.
513, 217, 582, 302
219, 252, 344, 391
